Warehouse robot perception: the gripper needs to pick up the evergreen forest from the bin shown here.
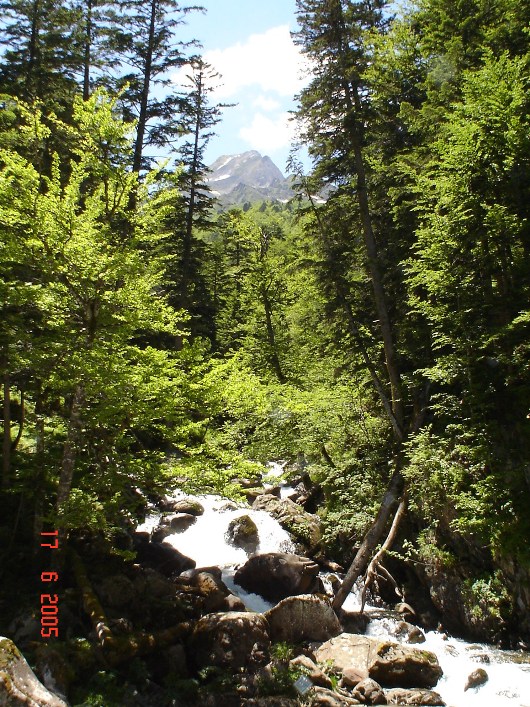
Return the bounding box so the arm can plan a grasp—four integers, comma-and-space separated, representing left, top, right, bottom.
1, 0, 529, 704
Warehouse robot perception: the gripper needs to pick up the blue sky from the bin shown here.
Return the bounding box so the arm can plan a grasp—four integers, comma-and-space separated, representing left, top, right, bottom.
175, 0, 309, 175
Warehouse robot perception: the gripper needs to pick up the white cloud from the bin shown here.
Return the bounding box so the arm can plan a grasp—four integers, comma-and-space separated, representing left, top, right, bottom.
239, 112, 296, 153
253, 95, 281, 112
201, 25, 309, 99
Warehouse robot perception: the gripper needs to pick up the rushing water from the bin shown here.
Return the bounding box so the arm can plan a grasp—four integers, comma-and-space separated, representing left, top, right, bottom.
138, 480, 530, 707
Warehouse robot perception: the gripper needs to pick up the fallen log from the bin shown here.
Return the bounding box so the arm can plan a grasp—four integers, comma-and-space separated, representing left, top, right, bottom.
360, 495, 407, 612
70, 550, 192, 665
332, 470, 405, 611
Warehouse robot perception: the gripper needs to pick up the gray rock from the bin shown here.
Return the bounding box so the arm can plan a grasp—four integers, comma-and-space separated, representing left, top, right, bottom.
223, 593, 247, 612
385, 687, 445, 705
187, 612, 270, 669
151, 525, 175, 542
395, 603, 416, 622
340, 666, 368, 688
133, 535, 195, 576
391, 621, 426, 644
160, 497, 204, 515
234, 553, 320, 602
97, 574, 136, 608
315, 634, 442, 689
352, 677, 386, 704
290, 654, 332, 688
310, 687, 361, 705
167, 512, 197, 531
252, 494, 321, 550
464, 667, 488, 691
226, 515, 259, 551
337, 610, 370, 635
194, 571, 231, 612
265, 595, 342, 643
0, 637, 69, 706
243, 699, 299, 706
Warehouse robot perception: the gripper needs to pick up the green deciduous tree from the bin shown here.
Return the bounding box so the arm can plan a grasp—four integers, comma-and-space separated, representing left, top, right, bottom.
0, 92, 207, 543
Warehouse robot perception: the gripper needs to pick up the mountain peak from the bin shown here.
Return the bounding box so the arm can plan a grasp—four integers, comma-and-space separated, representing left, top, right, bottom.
207, 151, 292, 206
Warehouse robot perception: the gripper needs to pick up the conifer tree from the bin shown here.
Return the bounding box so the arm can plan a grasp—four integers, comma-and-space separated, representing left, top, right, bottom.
0, 0, 81, 109
106, 0, 203, 173
167, 58, 230, 339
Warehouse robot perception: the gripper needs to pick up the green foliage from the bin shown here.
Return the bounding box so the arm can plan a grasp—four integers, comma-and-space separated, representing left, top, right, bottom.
257, 643, 305, 698
462, 571, 511, 623
71, 669, 125, 707
0, 92, 217, 534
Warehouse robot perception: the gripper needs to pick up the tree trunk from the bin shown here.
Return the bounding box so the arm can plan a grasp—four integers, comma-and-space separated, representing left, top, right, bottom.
56, 385, 84, 510
70, 550, 192, 664
33, 391, 45, 563
360, 494, 407, 611
132, 0, 157, 175
302, 184, 402, 438
27, 0, 41, 96
11, 389, 24, 452
54, 384, 84, 570
83, 0, 93, 101
2, 373, 11, 489
262, 288, 286, 383
346, 81, 404, 438
180, 87, 201, 311
332, 468, 404, 610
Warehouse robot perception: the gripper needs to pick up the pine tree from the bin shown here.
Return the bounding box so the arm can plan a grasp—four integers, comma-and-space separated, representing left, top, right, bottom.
0, 0, 81, 109
105, 0, 203, 173
167, 58, 231, 340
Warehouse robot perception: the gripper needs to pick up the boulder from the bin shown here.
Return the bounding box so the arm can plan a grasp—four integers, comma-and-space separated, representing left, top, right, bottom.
385, 688, 445, 705
245, 487, 282, 504
152, 512, 196, 542
243, 699, 299, 706
340, 667, 367, 688
174, 569, 233, 612
310, 687, 361, 705
337, 610, 370, 636
234, 553, 320, 602
151, 525, 175, 542
8, 612, 41, 647
224, 593, 247, 612
133, 535, 196, 575
194, 571, 231, 612
180, 566, 222, 582
133, 567, 178, 598
265, 595, 342, 643
314, 634, 442, 689
289, 655, 332, 688
390, 621, 426, 644
160, 496, 204, 515
0, 637, 69, 706
226, 515, 259, 551
395, 603, 416, 622
187, 612, 270, 669
97, 573, 136, 608
252, 495, 321, 550
464, 667, 488, 691
352, 677, 386, 705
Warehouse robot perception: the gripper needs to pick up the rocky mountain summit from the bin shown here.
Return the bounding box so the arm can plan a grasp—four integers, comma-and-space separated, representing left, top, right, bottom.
207, 150, 295, 206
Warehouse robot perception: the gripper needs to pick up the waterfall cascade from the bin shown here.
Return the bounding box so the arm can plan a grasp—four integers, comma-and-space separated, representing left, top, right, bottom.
138, 483, 530, 707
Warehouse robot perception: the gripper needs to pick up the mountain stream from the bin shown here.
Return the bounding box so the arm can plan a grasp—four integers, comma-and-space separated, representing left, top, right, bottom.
138, 471, 530, 707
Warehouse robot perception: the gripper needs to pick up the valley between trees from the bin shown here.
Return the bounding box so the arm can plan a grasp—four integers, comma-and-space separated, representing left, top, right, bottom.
1, 0, 530, 704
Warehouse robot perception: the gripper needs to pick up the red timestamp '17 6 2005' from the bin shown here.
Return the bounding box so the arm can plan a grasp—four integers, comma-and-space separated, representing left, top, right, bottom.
40, 531, 59, 639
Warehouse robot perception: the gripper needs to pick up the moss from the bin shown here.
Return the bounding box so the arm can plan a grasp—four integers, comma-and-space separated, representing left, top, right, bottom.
0, 638, 21, 669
